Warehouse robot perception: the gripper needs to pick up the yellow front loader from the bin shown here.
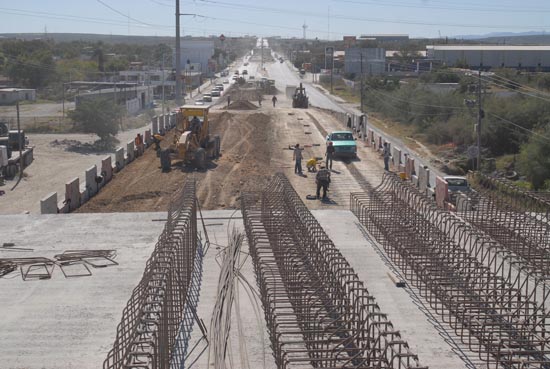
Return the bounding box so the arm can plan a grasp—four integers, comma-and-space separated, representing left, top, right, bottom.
169, 105, 220, 169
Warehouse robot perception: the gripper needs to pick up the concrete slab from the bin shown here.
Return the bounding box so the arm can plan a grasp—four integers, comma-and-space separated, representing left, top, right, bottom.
186, 210, 276, 369
0, 212, 165, 369
0, 210, 477, 369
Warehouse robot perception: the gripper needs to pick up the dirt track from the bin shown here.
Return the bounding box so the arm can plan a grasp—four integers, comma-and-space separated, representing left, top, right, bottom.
77, 110, 274, 212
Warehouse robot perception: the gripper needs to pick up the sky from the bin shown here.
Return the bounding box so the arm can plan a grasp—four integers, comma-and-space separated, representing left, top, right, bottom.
0, 0, 549, 40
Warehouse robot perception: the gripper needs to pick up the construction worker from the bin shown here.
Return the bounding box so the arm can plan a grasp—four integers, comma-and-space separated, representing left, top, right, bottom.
383, 142, 391, 171
306, 157, 318, 172
190, 116, 201, 134
152, 134, 164, 156
258, 95, 262, 107
227, 95, 231, 107
272, 95, 277, 107
293, 143, 303, 175
316, 165, 331, 199
326, 141, 335, 170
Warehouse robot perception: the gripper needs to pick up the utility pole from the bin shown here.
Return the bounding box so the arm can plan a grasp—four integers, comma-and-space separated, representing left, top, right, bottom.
476, 68, 482, 171
360, 51, 364, 113
162, 52, 166, 121
330, 47, 334, 94
175, 0, 182, 106
261, 38, 264, 70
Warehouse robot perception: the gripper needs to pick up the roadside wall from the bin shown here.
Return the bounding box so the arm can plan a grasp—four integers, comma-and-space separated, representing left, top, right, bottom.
39, 112, 174, 214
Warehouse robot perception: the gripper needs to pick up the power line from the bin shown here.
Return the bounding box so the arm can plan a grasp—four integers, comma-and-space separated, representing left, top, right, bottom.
95, 0, 157, 27
334, 0, 550, 14
488, 112, 550, 144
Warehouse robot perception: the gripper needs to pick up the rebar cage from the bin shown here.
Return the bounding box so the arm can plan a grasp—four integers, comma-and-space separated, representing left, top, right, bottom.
242, 173, 424, 369
103, 180, 202, 369
351, 172, 550, 368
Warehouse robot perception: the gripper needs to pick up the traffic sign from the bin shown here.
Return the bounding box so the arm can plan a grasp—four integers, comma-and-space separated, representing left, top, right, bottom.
467, 145, 479, 159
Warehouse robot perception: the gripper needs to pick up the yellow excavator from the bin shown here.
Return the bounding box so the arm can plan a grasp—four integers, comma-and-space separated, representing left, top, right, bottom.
167, 105, 220, 170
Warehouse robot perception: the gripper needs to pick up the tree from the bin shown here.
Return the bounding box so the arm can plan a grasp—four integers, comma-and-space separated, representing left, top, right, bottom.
518, 124, 550, 189
68, 98, 123, 141
2, 39, 57, 88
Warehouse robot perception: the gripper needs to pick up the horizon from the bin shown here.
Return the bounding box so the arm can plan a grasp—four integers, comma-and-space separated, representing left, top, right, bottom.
0, 1, 549, 40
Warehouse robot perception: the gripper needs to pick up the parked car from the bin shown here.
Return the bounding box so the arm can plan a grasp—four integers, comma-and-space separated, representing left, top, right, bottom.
202, 94, 212, 102
444, 176, 477, 208
326, 131, 357, 158
242, 69, 248, 75
211, 89, 221, 97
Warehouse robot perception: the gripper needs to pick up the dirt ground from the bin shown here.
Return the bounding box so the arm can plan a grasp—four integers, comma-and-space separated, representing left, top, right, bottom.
77, 100, 385, 213
77, 110, 274, 212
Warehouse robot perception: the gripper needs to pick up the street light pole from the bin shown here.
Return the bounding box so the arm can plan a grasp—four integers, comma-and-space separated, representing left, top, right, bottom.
360, 51, 364, 113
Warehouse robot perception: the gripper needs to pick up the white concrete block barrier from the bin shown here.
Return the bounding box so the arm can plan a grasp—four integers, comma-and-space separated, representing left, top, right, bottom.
144, 129, 152, 146
115, 147, 125, 172
126, 141, 135, 163
101, 156, 113, 186
64, 177, 81, 212
40, 192, 58, 214
85, 165, 99, 198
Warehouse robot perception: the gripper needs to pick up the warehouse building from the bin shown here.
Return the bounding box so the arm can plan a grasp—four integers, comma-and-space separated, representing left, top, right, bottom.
426, 45, 550, 70
344, 47, 386, 75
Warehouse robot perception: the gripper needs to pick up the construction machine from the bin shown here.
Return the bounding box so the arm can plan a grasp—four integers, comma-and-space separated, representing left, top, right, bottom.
292, 83, 309, 109
168, 105, 220, 170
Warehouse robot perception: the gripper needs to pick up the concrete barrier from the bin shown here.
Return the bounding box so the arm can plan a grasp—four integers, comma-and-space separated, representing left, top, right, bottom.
367, 129, 374, 147
126, 141, 135, 163
40, 192, 58, 214
435, 176, 448, 208
101, 156, 113, 185
115, 147, 125, 172
418, 166, 429, 193
65, 177, 80, 212
144, 129, 151, 146
85, 165, 98, 197
392, 146, 401, 167
411, 174, 419, 187
405, 156, 415, 179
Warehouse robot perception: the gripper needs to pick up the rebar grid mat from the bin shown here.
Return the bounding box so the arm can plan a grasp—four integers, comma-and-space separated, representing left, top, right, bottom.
350, 173, 550, 368
457, 173, 550, 277
103, 180, 200, 369
241, 173, 424, 369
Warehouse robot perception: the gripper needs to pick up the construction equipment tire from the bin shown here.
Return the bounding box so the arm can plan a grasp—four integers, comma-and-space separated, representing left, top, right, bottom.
194, 148, 206, 170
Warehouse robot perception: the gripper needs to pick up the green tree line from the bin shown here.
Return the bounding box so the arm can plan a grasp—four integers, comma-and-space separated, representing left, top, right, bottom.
363, 71, 550, 189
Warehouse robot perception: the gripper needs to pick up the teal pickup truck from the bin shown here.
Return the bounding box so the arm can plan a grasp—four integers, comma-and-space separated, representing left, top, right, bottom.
326, 131, 357, 158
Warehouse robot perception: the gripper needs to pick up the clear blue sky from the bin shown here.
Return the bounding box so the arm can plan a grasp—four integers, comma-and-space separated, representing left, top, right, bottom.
0, 0, 549, 39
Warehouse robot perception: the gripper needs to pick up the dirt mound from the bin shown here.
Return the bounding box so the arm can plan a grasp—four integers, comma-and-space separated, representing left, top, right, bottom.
227, 100, 258, 110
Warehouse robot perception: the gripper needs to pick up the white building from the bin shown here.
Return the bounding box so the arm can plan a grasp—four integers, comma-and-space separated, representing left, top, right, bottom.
0, 88, 36, 105
177, 40, 215, 76
426, 45, 550, 70
344, 48, 386, 75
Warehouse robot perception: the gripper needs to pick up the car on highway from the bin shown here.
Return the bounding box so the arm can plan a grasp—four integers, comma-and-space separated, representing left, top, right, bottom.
223, 79, 230, 84
202, 94, 212, 102
215, 84, 224, 91
194, 99, 204, 105
211, 89, 221, 97
232, 75, 238, 80
326, 131, 357, 158
242, 69, 248, 75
